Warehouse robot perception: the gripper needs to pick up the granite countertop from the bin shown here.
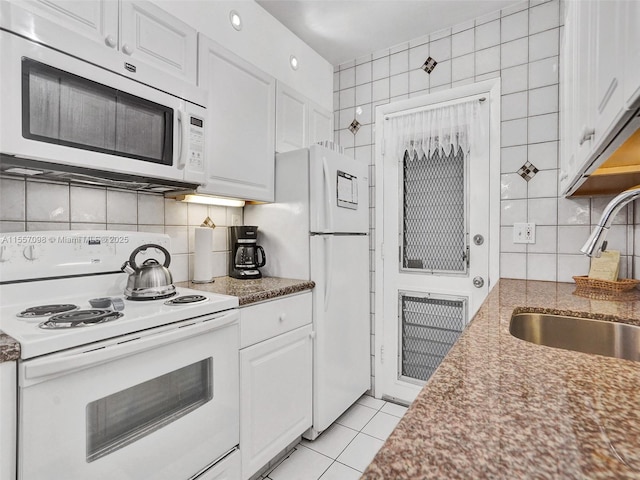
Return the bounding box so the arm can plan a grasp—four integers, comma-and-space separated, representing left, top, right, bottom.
176, 276, 315, 306
362, 278, 640, 479
0, 331, 20, 363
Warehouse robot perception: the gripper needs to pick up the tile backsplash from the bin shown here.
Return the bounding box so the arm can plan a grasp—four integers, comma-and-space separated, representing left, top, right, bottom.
0, 177, 242, 282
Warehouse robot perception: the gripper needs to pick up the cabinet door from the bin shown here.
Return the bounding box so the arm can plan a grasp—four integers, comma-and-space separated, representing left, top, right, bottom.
308, 101, 334, 146
120, 1, 197, 84
198, 34, 276, 202
591, 0, 625, 150
624, 0, 640, 109
276, 82, 307, 153
0, 362, 17, 480
12, 0, 118, 51
240, 325, 312, 480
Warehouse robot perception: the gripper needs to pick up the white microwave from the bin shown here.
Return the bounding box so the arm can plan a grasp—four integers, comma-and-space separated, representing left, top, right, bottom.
0, 30, 206, 189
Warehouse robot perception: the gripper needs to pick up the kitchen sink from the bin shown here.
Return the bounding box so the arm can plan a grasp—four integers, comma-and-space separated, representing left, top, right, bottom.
509, 312, 640, 361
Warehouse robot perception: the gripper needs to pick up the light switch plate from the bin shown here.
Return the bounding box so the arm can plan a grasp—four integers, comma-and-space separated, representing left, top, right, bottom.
513, 223, 536, 244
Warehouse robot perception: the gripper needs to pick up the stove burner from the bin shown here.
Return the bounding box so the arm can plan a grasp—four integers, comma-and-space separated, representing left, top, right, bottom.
164, 295, 208, 305
39, 309, 124, 329
17, 304, 78, 318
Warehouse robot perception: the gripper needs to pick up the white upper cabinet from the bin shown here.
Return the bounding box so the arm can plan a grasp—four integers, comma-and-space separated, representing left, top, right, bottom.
3, 1, 198, 88
560, 0, 640, 196
119, 2, 197, 83
198, 34, 276, 202
275, 81, 333, 153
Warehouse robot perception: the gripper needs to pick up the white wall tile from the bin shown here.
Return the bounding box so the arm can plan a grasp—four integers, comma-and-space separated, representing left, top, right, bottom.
501, 10, 529, 43
528, 141, 558, 170
475, 20, 500, 50
429, 37, 451, 62
390, 50, 409, 76
452, 54, 475, 81
70, 186, 106, 223
339, 87, 356, 109
502, 92, 528, 120
528, 112, 558, 143
340, 67, 356, 90
527, 170, 558, 198
106, 223, 137, 232
501, 118, 528, 147
502, 1, 529, 17
1, 178, 25, 221
452, 19, 475, 34
409, 43, 429, 70
356, 103, 373, 125
409, 68, 429, 93
528, 85, 558, 116
557, 254, 589, 282
164, 199, 188, 225
26, 181, 69, 222
501, 226, 527, 252
529, 28, 559, 62
355, 124, 373, 147
27, 221, 70, 231
430, 27, 452, 42
340, 108, 356, 130
170, 253, 189, 282
165, 225, 189, 254
528, 197, 558, 225
187, 203, 209, 226
529, 0, 560, 34
137, 193, 164, 225
501, 173, 528, 199
389, 73, 409, 97
528, 225, 557, 253
606, 224, 629, 255
0, 221, 25, 232
501, 145, 528, 173
528, 56, 559, 89
372, 78, 390, 102
333, 71, 340, 92
501, 64, 529, 94
452, 28, 474, 57
591, 197, 628, 225
372, 57, 390, 81
527, 253, 557, 281
390, 42, 409, 55
475, 46, 501, 76
356, 62, 372, 85
501, 37, 529, 68
500, 252, 527, 278
557, 197, 590, 225
501, 199, 528, 225
557, 225, 591, 254
476, 10, 501, 25
429, 60, 451, 87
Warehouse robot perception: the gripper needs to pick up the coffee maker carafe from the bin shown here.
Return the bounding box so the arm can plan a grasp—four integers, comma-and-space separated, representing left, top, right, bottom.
229, 226, 266, 279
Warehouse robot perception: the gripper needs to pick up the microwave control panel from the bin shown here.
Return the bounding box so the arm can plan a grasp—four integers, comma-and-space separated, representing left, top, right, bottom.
187, 116, 205, 171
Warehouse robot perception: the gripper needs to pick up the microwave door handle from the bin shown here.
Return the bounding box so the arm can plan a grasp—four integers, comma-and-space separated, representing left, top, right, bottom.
176, 109, 187, 169
22, 311, 236, 383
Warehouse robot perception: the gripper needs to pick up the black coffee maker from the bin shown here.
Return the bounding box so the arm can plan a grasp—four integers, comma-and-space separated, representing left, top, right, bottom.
229, 226, 266, 279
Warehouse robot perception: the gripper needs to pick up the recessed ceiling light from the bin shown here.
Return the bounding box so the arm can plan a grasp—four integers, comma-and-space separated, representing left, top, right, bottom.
230, 10, 242, 31
290, 55, 299, 70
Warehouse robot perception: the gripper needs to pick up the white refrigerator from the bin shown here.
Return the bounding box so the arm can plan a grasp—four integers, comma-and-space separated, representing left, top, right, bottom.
245, 144, 370, 438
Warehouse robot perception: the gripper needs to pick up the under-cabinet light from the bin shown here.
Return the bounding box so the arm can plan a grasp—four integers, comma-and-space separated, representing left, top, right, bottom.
174, 194, 245, 208
290, 55, 299, 70
230, 11, 242, 31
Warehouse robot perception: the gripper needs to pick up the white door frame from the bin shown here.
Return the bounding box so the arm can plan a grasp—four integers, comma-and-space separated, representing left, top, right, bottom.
373, 79, 501, 399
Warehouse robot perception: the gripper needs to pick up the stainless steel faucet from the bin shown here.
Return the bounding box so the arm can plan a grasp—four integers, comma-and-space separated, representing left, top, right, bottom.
580, 184, 640, 257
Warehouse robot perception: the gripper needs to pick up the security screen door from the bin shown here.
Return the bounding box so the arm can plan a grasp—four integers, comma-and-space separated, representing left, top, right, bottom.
379, 94, 490, 404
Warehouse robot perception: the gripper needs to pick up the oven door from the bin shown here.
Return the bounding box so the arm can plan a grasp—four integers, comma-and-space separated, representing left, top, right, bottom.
0, 30, 205, 185
18, 310, 239, 480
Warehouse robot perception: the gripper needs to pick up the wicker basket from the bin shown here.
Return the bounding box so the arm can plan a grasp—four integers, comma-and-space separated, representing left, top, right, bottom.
573, 276, 640, 293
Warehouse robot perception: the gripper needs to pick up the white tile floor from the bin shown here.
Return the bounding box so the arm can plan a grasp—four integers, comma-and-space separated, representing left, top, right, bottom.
260, 395, 408, 480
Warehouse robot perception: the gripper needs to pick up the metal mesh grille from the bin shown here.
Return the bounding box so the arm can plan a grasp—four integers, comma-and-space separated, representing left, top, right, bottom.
402, 147, 466, 272
400, 293, 466, 382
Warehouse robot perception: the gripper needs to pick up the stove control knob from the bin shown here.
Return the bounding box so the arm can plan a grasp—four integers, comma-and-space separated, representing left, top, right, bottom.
23, 245, 39, 261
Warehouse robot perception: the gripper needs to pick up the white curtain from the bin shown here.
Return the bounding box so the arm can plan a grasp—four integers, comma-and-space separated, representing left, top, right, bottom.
386, 99, 484, 160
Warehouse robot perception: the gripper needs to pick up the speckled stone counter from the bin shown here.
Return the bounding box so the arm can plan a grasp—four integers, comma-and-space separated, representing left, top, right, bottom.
176, 276, 315, 306
362, 278, 640, 479
0, 331, 20, 363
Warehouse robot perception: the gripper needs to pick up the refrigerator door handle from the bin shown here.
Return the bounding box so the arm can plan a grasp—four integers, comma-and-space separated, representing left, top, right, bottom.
324, 235, 333, 312
322, 157, 334, 233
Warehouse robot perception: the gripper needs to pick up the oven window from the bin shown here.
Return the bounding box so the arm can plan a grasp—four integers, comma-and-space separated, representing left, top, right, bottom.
86, 358, 213, 462
22, 58, 173, 165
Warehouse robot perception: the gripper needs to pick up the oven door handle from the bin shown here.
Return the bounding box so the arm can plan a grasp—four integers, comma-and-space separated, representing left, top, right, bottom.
23, 311, 238, 384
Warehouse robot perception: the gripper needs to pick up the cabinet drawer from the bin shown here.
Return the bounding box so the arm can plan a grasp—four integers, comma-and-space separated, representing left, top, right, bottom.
240, 292, 312, 348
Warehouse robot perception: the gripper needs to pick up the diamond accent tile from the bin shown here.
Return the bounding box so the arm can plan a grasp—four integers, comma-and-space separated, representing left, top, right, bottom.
349, 119, 361, 134
517, 161, 539, 182
420, 56, 438, 74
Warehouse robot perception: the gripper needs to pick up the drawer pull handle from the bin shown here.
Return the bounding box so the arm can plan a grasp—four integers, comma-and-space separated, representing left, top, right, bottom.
279, 314, 286, 322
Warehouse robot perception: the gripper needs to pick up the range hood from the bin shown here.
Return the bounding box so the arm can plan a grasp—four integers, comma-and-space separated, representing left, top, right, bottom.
0, 155, 199, 193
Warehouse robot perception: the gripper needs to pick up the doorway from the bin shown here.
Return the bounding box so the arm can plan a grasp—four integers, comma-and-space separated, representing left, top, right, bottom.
374, 80, 500, 403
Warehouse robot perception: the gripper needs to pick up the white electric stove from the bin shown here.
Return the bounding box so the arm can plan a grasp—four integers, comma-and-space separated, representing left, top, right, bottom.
0, 231, 241, 480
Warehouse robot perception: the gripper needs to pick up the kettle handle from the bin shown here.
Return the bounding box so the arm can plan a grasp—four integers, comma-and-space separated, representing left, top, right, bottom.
129, 244, 171, 269
256, 245, 266, 267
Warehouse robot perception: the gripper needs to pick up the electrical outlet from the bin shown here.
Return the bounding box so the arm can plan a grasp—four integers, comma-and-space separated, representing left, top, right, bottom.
513, 223, 536, 244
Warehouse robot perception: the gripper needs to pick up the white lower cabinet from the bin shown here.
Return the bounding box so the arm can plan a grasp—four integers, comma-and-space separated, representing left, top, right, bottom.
239, 293, 313, 480
0, 361, 16, 480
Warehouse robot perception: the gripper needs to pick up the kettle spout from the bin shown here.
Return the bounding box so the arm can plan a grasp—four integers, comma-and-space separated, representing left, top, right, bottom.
121, 261, 135, 275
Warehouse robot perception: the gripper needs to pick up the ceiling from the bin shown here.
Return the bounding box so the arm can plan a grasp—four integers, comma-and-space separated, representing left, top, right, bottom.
257, 0, 518, 66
